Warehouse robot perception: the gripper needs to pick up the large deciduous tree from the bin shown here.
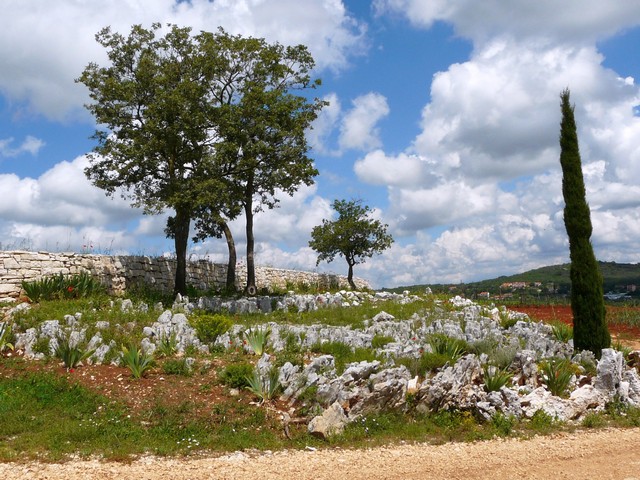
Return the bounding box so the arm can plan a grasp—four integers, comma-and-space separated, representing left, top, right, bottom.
309, 199, 393, 289
78, 24, 225, 295
209, 32, 324, 295
559, 88, 610, 358
78, 24, 324, 296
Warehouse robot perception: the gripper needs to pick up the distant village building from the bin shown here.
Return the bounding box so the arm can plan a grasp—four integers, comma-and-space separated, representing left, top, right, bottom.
500, 282, 528, 290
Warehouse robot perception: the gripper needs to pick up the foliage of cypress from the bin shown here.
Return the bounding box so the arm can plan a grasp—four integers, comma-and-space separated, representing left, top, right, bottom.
559, 89, 610, 358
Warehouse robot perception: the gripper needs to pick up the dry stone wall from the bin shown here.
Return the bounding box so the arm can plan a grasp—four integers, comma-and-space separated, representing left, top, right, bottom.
0, 251, 369, 301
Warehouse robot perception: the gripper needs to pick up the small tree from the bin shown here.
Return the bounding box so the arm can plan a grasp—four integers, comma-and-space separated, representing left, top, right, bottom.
559, 88, 610, 358
309, 199, 393, 289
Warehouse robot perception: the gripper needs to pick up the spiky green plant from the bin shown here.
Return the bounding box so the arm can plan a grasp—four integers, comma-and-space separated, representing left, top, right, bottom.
155, 331, 179, 357
245, 366, 281, 403
428, 333, 468, 362
21, 272, 104, 302
54, 333, 94, 371
549, 320, 573, 343
0, 322, 15, 353
121, 343, 155, 379
483, 365, 513, 392
540, 357, 575, 397
244, 326, 271, 356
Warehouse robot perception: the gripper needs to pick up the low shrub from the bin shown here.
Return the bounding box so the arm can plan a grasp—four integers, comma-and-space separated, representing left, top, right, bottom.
488, 346, 518, 370
190, 313, 232, 346
219, 362, 254, 389
397, 351, 451, 377
162, 358, 191, 376
491, 412, 516, 437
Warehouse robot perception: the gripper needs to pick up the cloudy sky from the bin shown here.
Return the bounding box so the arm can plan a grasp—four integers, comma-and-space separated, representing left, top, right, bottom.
1, 1, 640, 289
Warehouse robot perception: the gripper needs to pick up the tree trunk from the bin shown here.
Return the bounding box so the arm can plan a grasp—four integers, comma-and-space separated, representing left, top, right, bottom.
347, 262, 356, 290
220, 220, 237, 292
173, 208, 191, 297
244, 198, 257, 296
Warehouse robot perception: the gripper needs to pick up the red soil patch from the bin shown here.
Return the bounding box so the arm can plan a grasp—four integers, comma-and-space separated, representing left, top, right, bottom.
510, 304, 640, 348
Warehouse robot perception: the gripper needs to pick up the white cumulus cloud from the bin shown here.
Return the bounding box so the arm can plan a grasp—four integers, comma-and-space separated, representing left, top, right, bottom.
339, 92, 390, 151
0, 136, 45, 158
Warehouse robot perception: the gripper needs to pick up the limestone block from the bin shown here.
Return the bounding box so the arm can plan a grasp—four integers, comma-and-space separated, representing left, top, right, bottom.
308, 401, 349, 439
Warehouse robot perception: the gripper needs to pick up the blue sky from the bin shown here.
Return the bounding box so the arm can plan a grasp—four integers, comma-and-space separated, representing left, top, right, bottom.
1, 1, 640, 289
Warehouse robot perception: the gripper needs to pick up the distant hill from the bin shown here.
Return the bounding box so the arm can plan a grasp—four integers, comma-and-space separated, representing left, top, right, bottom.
386, 261, 640, 298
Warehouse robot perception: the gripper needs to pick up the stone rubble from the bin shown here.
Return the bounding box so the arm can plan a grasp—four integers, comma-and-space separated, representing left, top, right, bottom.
6, 292, 640, 439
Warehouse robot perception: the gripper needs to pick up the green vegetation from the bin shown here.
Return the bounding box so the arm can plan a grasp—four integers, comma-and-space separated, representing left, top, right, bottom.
219, 363, 255, 389
161, 358, 192, 376
483, 365, 513, 392
78, 24, 324, 295
155, 331, 179, 358
120, 343, 155, 379
2, 277, 639, 461
387, 261, 640, 301
21, 272, 105, 302
549, 320, 573, 343
559, 89, 610, 358
245, 366, 281, 403
53, 332, 94, 371
309, 199, 393, 289
371, 334, 395, 349
427, 333, 469, 361
397, 351, 451, 377
243, 326, 271, 356
310, 341, 378, 374
0, 322, 14, 353
539, 358, 576, 397
190, 313, 233, 346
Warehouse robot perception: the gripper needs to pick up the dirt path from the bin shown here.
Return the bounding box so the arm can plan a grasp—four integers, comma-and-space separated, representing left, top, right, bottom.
3, 427, 640, 480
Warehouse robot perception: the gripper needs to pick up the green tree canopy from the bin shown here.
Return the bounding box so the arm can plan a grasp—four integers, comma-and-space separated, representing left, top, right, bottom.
559, 88, 610, 357
210, 33, 325, 294
77, 23, 324, 295
309, 199, 393, 289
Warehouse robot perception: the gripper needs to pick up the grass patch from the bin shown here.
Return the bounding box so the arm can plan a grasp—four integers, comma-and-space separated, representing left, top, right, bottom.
261, 298, 438, 329
2, 362, 640, 461
607, 306, 640, 328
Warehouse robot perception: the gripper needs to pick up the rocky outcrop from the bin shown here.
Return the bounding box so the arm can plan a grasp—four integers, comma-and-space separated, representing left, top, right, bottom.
7, 292, 640, 432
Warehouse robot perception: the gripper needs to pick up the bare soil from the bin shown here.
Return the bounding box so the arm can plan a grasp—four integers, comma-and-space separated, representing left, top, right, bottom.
3, 427, 640, 480
511, 304, 640, 350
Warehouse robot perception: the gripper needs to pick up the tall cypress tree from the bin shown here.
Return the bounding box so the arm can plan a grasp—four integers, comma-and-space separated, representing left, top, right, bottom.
559, 89, 610, 358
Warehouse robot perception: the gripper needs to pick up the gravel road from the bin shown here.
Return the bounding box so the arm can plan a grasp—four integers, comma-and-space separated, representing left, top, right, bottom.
3, 427, 640, 480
